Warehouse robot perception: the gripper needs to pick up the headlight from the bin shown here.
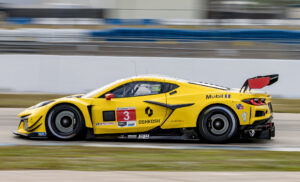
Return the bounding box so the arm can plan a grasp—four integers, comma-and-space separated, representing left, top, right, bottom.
29, 100, 54, 109
21, 115, 29, 131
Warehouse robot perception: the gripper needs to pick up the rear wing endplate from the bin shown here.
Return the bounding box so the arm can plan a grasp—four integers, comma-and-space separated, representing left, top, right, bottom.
240, 74, 279, 93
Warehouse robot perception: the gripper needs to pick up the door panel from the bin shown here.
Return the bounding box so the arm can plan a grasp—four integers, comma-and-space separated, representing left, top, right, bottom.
91, 94, 169, 135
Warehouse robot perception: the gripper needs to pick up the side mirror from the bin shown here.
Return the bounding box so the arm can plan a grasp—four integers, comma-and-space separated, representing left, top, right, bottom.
105, 93, 114, 100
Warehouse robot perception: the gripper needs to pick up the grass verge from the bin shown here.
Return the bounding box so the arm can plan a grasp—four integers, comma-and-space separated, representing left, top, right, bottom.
0, 94, 299, 113
0, 94, 67, 108
0, 146, 300, 171
272, 98, 300, 113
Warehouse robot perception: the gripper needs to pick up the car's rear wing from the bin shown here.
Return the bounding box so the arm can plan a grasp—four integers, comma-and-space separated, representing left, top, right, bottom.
240, 74, 279, 93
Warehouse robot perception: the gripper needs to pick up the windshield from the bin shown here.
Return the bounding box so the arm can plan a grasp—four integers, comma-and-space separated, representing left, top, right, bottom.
81, 79, 126, 98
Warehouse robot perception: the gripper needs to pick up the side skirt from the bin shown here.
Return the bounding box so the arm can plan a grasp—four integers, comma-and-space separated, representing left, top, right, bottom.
90, 128, 199, 141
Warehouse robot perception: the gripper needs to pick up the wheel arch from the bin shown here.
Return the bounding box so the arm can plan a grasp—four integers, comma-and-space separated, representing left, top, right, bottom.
46, 102, 93, 129
197, 103, 240, 127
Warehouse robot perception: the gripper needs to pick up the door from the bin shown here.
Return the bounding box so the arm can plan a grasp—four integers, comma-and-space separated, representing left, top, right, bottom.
91, 81, 170, 134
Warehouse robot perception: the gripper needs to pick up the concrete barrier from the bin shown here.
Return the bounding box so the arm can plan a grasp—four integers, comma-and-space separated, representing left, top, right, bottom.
0, 54, 297, 98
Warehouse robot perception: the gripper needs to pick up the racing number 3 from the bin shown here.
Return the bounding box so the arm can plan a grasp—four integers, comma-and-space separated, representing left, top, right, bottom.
117, 107, 136, 122
123, 111, 130, 120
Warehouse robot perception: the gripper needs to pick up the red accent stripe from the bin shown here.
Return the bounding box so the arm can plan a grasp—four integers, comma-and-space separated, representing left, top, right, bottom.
248, 77, 270, 89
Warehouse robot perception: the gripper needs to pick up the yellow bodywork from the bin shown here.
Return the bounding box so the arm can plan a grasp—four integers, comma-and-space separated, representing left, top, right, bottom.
16, 76, 273, 137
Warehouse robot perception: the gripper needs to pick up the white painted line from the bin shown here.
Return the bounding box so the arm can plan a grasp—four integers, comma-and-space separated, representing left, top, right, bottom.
2, 142, 300, 152
82, 143, 300, 152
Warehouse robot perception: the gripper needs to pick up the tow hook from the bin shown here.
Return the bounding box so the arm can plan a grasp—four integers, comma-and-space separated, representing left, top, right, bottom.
249, 129, 256, 137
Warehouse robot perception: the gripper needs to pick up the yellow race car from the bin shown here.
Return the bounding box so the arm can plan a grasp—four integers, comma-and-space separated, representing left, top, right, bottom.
15, 75, 278, 143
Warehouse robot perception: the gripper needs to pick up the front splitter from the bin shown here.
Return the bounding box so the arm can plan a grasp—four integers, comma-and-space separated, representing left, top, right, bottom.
13, 131, 47, 138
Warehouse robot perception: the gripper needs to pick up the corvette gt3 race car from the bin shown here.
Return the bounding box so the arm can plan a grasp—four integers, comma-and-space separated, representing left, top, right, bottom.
14, 75, 278, 143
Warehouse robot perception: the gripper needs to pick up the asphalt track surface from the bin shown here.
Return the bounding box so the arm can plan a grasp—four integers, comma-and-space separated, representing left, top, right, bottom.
1, 108, 300, 151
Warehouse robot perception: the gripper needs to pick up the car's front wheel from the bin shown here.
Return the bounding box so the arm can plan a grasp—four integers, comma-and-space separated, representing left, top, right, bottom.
46, 104, 85, 140
198, 105, 238, 143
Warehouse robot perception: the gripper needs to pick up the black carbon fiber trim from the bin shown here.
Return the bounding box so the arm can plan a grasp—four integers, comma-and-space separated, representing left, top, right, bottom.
28, 123, 42, 132
144, 100, 194, 127
144, 101, 194, 110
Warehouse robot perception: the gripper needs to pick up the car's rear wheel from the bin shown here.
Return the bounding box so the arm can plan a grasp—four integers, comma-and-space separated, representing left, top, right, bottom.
198, 105, 238, 143
46, 104, 85, 140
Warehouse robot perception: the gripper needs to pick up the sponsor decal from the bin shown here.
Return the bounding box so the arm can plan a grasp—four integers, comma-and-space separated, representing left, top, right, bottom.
128, 135, 137, 139
117, 121, 136, 128
242, 112, 247, 123
34, 132, 46, 137
118, 121, 127, 127
145, 106, 153, 117
96, 122, 115, 126
206, 94, 231, 99
138, 119, 160, 124
138, 134, 150, 139
236, 104, 244, 110
128, 122, 136, 127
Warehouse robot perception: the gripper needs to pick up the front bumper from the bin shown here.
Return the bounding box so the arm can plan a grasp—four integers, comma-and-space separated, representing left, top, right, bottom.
14, 115, 47, 138
240, 116, 275, 139
16, 108, 48, 138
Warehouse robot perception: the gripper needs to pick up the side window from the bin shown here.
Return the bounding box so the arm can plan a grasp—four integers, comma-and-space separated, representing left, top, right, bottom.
102, 81, 177, 98
102, 83, 133, 98
163, 83, 179, 93
132, 82, 162, 96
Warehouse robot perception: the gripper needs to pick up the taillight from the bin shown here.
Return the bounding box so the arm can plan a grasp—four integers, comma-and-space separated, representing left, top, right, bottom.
243, 98, 266, 106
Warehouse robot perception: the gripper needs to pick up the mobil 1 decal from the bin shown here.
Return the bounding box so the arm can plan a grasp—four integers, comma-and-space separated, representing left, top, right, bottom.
206, 94, 231, 99
116, 107, 136, 127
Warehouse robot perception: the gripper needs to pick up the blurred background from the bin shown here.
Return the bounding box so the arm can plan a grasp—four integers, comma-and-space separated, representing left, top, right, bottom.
0, 0, 299, 98
1, 1, 300, 178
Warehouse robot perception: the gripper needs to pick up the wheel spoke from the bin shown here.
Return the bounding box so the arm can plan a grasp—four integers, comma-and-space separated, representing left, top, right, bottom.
208, 114, 229, 136
54, 111, 75, 134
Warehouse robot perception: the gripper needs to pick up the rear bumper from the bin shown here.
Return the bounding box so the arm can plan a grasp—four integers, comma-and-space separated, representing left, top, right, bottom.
240, 116, 275, 139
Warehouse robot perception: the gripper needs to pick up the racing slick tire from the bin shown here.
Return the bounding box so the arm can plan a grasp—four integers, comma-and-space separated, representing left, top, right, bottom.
198, 105, 238, 143
46, 104, 85, 140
